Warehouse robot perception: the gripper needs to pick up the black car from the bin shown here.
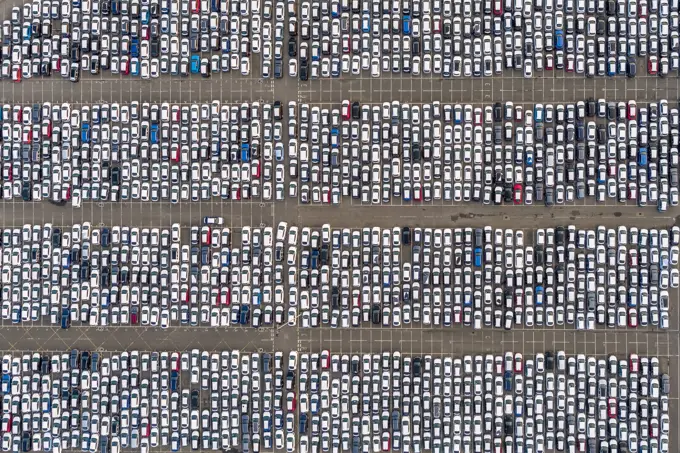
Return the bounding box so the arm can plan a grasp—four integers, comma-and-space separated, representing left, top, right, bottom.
545, 352, 554, 370
80, 351, 90, 370
191, 389, 199, 409
52, 228, 61, 248
502, 186, 513, 203
286, 370, 296, 389
351, 102, 360, 119
288, 39, 297, 57
111, 167, 121, 185
402, 227, 411, 245
371, 305, 381, 324
412, 358, 421, 377
41, 356, 50, 374
21, 182, 31, 201
21, 432, 30, 452
586, 98, 596, 117
504, 416, 513, 436
411, 39, 420, 55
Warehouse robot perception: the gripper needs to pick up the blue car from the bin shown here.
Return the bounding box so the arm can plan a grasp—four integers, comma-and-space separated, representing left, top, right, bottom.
504, 371, 513, 391
299, 414, 308, 434
474, 248, 482, 267
170, 371, 179, 391
638, 148, 648, 166
61, 308, 70, 329
535, 286, 544, 305
361, 14, 371, 32
241, 143, 251, 162
239, 305, 250, 325
131, 38, 140, 57
81, 123, 90, 143
402, 15, 411, 34
221, 250, 231, 267
150, 124, 159, 144
1, 374, 11, 394
190, 55, 201, 74
554, 30, 564, 50
534, 106, 544, 122
607, 58, 617, 76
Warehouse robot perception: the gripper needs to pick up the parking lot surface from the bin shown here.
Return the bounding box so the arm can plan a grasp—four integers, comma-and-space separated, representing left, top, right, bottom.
2, 0, 680, 446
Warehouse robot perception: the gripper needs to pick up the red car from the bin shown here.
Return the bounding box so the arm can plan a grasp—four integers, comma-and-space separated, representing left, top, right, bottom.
12, 66, 21, 83
381, 434, 390, 451
171, 352, 181, 371
320, 350, 330, 369
514, 105, 523, 122
639, 0, 648, 15
342, 100, 351, 120
513, 184, 523, 204
222, 287, 231, 306
453, 306, 462, 323
201, 226, 210, 245
286, 392, 296, 411
545, 54, 554, 70
648, 57, 658, 75
171, 145, 180, 162
414, 184, 422, 201
608, 398, 617, 418
514, 353, 523, 373
629, 354, 639, 373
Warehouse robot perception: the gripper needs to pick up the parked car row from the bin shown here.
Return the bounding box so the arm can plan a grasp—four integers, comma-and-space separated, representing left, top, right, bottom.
293, 0, 680, 79
1, 220, 677, 329
0, 349, 671, 453
296, 98, 680, 208
0, 101, 292, 205
3, 0, 680, 81
1, 98, 680, 207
